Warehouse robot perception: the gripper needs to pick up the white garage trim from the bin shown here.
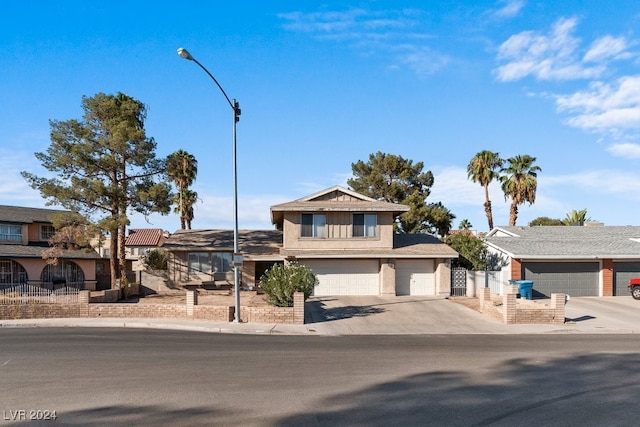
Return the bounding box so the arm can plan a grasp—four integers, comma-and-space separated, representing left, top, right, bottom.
304, 259, 380, 296
395, 259, 435, 296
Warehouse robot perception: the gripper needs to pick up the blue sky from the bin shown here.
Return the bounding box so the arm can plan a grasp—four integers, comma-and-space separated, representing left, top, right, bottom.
2, 1, 640, 233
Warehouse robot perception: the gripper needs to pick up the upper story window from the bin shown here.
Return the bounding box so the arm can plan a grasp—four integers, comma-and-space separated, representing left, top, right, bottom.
353, 214, 377, 238
301, 214, 326, 238
41, 225, 56, 241
0, 224, 22, 242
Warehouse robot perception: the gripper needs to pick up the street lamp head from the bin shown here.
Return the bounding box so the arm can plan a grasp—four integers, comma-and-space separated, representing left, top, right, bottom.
177, 47, 193, 61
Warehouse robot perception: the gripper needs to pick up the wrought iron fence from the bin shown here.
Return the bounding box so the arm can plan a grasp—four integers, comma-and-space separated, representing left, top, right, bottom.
0, 284, 80, 305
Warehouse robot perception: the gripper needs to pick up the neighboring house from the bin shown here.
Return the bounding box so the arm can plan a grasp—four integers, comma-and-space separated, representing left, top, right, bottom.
484, 225, 640, 297
124, 228, 168, 271
162, 186, 458, 296
0, 205, 99, 289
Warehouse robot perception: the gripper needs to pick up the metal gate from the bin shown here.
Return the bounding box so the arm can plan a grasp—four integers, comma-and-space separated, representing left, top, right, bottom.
451, 267, 467, 296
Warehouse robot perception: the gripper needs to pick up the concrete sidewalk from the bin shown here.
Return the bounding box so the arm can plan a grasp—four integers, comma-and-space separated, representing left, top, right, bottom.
1, 296, 638, 335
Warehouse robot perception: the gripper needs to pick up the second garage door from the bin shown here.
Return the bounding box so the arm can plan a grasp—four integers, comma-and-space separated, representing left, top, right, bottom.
613, 262, 640, 296
304, 259, 380, 296
523, 262, 599, 297
395, 259, 435, 296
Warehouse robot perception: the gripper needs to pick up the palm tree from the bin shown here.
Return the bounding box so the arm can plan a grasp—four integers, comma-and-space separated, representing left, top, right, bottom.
499, 155, 541, 226
564, 209, 591, 226
167, 150, 198, 229
467, 151, 503, 230
458, 219, 473, 230
182, 189, 198, 230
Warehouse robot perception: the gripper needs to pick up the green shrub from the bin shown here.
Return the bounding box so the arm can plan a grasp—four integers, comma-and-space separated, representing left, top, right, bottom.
259, 262, 318, 307
142, 249, 168, 270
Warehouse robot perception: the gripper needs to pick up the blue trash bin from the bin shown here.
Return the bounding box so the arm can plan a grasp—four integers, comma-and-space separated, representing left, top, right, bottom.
509, 280, 534, 300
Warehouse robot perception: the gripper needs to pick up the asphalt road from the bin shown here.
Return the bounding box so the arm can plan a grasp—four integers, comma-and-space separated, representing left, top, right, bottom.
2, 328, 640, 426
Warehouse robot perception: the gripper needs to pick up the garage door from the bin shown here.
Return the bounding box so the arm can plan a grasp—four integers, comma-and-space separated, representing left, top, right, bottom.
395, 260, 435, 296
523, 262, 599, 297
613, 262, 640, 296
304, 260, 380, 296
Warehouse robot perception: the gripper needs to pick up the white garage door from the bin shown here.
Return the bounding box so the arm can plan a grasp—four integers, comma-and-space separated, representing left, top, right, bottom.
395, 259, 435, 296
304, 260, 380, 296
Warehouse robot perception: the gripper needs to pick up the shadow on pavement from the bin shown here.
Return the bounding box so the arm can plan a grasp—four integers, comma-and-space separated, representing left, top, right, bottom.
565, 315, 596, 323
305, 299, 385, 323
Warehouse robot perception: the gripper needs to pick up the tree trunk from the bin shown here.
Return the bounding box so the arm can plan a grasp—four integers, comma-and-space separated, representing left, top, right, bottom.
109, 230, 119, 290
509, 202, 518, 226
483, 183, 493, 230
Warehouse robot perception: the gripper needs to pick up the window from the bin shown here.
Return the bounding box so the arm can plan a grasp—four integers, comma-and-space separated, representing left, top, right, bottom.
353, 214, 377, 237
41, 225, 56, 241
188, 252, 232, 275
301, 214, 326, 238
0, 224, 22, 242
188, 252, 211, 275
41, 260, 85, 285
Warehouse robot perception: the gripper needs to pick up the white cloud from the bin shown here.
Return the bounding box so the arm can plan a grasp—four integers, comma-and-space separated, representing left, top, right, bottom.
543, 169, 640, 194
584, 35, 630, 63
495, 17, 617, 81
279, 9, 416, 35
493, 0, 525, 19
279, 8, 448, 76
606, 143, 640, 159
395, 45, 450, 77
556, 75, 640, 133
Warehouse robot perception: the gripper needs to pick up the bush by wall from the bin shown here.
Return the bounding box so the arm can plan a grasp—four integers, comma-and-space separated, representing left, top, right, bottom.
259, 262, 318, 307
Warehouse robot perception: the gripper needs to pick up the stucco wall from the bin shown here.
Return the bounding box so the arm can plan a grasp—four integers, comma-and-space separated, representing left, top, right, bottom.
282, 211, 395, 250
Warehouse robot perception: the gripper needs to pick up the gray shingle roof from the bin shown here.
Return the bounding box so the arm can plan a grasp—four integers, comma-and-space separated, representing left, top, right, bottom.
0, 244, 100, 259
0, 205, 69, 224
162, 229, 283, 257
484, 226, 640, 259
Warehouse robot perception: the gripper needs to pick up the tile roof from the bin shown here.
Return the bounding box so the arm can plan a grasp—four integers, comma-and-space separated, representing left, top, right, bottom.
125, 228, 165, 247
0, 205, 69, 224
484, 226, 640, 259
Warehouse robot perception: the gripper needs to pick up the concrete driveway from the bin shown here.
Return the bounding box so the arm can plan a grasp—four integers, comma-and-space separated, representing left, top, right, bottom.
303, 295, 640, 335
564, 296, 640, 333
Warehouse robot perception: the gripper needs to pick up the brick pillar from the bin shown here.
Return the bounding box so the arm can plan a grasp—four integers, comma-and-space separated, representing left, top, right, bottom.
186, 290, 197, 317
503, 285, 517, 324
79, 290, 90, 318
602, 259, 613, 296
293, 292, 305, 324
478, 287, 490, 310
550, 293, 566, 325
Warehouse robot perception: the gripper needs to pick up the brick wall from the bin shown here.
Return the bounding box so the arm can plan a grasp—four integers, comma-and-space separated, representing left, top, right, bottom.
238, 292, 305, 324
0, 304, 82, 319
478, 285, 565, 325
0, 291, 305, 325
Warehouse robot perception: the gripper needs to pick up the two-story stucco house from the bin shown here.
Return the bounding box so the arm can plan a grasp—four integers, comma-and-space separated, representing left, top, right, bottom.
0, 205, 99, 289
163, 186, 458, 296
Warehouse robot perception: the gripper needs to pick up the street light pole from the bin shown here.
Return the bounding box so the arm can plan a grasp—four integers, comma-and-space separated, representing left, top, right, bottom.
177, 47, 242, 323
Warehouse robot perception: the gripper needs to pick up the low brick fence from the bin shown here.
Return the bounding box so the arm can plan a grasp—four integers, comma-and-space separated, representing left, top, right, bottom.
477, 285, 566, 325
0, 290, 305, 325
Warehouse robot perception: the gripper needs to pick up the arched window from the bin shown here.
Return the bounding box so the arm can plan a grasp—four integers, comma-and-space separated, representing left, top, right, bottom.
41, 260, 85, 287
0, 259, 28, 284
